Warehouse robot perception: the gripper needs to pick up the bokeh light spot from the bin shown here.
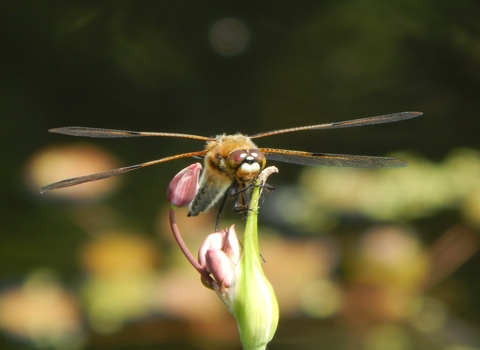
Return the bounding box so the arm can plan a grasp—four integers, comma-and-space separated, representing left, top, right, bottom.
0, 269, 84, 349
299, 279, 343, 318
410, 296, 447, 333
80, 232, 160, 334
209, 18, 249, 56
25, 144, 120, 201
365, 324, 412, 350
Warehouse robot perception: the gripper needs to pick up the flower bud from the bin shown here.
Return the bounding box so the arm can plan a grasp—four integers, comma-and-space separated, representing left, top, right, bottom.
197, 167, 280, 350
199, 225, 242, 299
167, 163, 202, 208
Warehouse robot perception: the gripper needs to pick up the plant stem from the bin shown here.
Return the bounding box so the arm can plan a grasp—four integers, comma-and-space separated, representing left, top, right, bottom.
169, 207, 214, 286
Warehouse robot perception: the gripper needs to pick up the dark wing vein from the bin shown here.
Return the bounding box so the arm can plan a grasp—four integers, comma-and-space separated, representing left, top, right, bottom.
261, 148, 408, 168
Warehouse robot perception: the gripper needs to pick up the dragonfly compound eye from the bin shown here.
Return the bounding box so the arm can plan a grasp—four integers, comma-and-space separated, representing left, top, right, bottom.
228, 149, 249, 169
246, 149, 266, 167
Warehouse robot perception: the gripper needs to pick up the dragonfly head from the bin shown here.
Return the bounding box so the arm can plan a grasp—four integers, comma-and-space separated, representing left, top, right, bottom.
228, 149, 266, 183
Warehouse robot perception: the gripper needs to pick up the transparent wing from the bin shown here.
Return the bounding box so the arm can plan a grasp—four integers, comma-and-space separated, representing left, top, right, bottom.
261, 148, 408, 168
40, 150, 208, 192
250, 111, 422, 139
49, 126, 214, 141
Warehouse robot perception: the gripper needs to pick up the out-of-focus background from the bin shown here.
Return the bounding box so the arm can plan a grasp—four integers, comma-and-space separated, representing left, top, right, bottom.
2, 1, 480, 349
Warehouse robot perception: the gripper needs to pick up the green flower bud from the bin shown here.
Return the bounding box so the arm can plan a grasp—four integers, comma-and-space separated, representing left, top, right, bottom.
198, 166, 279, 349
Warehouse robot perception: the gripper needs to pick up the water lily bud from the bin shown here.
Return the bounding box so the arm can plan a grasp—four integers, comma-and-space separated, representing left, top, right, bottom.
167, 163, 202, 208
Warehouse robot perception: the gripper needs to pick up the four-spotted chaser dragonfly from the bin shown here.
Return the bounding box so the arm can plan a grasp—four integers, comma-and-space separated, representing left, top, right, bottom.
41, 111, 422, 225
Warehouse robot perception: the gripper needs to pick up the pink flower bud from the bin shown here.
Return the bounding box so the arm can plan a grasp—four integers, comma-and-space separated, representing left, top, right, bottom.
198, 225, 242, 288
167, 163, 202, 208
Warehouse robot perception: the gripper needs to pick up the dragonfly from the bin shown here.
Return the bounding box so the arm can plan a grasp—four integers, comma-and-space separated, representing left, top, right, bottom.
41, 111, 422, 227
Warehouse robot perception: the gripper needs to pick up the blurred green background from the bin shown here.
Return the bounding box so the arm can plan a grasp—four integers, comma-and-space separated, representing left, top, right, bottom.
2, 1, 480, 349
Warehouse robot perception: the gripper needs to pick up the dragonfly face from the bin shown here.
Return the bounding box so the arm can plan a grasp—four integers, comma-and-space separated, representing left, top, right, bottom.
41, 111, 422, 226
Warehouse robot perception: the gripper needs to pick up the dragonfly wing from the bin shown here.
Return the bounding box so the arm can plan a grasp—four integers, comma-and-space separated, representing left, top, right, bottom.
262, 148, 408, 168
49, 126, 213, 141
40, 150, 208, 192
250, 111, 422, 139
